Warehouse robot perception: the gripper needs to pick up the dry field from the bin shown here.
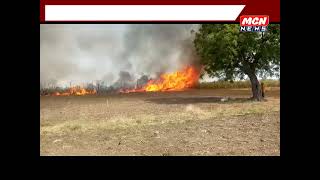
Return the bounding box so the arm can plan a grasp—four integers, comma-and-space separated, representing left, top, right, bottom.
40, 87, 280, 156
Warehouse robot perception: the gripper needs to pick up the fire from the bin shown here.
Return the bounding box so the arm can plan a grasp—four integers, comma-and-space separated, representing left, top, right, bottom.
43, 66, 200, 95
144, 66, 200, 91
122, 66, 200, 93
51, 86, 96, 96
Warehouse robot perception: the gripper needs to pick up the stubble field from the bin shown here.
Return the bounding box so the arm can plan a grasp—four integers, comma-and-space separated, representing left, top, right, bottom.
40, 87, 280, 156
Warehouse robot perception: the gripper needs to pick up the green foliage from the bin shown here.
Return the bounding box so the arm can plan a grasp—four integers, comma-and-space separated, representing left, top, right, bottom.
194, 24, 280, 81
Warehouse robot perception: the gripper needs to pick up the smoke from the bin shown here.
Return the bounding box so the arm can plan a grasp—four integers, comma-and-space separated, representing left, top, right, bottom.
112, 71, 135, 89
40, 24, 200, 88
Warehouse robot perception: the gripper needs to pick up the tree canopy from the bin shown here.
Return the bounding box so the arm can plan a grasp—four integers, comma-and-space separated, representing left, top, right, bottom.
194, 24, 280, 100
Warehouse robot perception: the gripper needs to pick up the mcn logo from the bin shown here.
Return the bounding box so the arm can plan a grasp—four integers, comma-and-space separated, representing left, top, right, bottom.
240, 15, 269, 32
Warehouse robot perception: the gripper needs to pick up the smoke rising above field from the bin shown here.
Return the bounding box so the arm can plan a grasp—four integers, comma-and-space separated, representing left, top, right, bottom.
40, 24, 200, 88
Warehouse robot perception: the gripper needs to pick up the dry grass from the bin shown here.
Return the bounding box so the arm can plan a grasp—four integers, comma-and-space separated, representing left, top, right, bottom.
40, 88, 280, 156
200, 79, 280, 89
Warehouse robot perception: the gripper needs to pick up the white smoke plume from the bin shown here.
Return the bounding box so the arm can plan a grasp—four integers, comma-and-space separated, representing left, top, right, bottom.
40, 24, 200, 88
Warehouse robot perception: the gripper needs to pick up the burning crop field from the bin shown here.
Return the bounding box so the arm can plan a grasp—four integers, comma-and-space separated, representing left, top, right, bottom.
40, 24, 280, 156
120, 66, 200, 93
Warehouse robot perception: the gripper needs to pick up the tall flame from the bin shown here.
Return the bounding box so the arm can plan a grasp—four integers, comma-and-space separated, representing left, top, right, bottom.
121, 66, 200, 93
44, 66, 200, 95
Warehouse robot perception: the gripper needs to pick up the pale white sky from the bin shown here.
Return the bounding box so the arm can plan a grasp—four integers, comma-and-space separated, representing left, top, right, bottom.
41, 24, 279, 87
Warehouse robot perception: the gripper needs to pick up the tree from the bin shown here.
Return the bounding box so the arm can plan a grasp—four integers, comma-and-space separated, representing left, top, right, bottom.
194, 24, 280, 101
96, 80, 102, 94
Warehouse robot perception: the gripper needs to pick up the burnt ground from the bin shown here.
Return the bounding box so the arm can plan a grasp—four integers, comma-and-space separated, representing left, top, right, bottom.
40, 87, 280, 156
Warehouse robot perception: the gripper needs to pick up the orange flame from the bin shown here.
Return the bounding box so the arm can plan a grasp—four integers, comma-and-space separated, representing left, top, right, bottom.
51, 86, 96, 96
121, 66, 200, 93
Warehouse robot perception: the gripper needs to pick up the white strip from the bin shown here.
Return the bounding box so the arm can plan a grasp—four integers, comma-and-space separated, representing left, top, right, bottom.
45, 5, 245, 21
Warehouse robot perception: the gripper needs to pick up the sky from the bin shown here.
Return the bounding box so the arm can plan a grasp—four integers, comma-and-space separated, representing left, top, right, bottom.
40, 24, 279, 88
40, 24, 201, 87
41, 24, 128, 87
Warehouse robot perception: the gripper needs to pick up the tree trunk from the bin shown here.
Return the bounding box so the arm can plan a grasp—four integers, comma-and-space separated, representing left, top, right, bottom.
248, 73, 263, 101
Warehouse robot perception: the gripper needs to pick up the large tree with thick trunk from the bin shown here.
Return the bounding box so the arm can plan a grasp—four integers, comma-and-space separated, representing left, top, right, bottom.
194, 24, 280, 101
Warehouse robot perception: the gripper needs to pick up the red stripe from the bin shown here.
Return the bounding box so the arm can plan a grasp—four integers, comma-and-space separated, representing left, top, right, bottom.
40, 0, 279, 22
238, 0, 280, 22
45, 20, 238, 22
43, 0, 248, 5
40, 0, 45, 22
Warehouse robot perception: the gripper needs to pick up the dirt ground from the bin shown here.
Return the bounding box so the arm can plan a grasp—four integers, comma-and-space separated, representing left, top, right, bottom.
40, 87, 280, 156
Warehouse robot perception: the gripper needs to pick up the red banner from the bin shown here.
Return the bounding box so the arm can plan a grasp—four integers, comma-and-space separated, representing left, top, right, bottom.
40, 0, 280, 22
